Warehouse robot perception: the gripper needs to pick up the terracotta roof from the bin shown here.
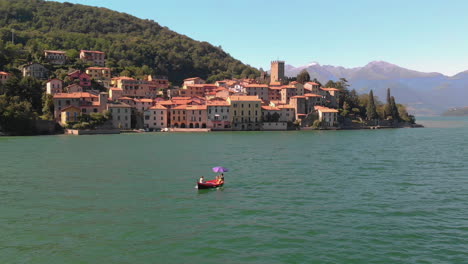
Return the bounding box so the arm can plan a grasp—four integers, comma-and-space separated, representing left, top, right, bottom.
53, 92, 97, 99
245, 84, 268, 88
304, 93, 322, 98
207, 100, 230, 106
306, 82, 320, 86
108, 103, 132, 108
134, 98, 153, 103
185, 105, 207, 110
112, 76, 135, 80
0, 71, 10, 75
270, 81, 282, 86
109, 88, 123, 91
290, 81, 299, 85
118, 97, 133, 100
44, 50, 66, 54
290, 96, 306, 99
173, 105, 188, 110
315, 106, 339, 113
149, 104, 167, 110
87, 67, 110, 70
321, 87, 340, 92
159, 100, 174, 105
229, 95, 262, 102
262, 106, 280, 111
81, 50, 105, 54
172, 97, 191, 100
47, 78, 62, 83
184, 77, 203, 81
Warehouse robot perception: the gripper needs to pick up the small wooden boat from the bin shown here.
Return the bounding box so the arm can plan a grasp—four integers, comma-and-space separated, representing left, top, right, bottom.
197, 179, 224, 189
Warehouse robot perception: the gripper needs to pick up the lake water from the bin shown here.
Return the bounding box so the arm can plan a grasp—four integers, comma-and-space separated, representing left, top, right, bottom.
1, 117, 468, 263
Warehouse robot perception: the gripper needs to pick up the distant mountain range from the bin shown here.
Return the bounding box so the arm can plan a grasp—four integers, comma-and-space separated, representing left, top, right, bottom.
285, 61, 468, 115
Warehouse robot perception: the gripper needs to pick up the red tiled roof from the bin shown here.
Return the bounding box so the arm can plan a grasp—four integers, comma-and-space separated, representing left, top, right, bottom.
321, 87, 340, 92
229, 95, 262, 102
207, 100, 230, 106
149, 104, 167, 110
262, 106, 280, 111
306, 82, 320, 86
87, 67, 110, 70
81, 50, 105, 54
245, 84, 268, 88
134, 98, 153, 103
304, 93, 322, 98
277, 105, 294, 109
290, 96, 306, 99
315, 106, 339, 113
118, 97, 133, 100
44, 50, 66, 54
0, 71, 10, 75
185, 105, 207, 110
184, 77, 202, 81
112, 76, 135, 80
53, 92, 97, 99
108, 103, 132, 108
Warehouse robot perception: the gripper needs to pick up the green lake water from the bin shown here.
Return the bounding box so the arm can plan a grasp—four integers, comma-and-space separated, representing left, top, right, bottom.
1, 117, 467, 263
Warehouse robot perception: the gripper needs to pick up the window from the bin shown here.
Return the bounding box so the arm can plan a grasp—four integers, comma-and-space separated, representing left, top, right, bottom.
118, 116, 120, 120
161, 117, 163, 120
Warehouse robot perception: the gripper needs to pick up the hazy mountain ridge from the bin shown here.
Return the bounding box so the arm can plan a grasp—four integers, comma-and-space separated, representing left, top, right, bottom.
285, 61, 468, 115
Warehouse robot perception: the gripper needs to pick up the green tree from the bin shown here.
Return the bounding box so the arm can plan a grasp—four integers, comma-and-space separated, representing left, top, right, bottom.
324, 80, 336, 88
296, 70, 310, 84
41, 93, 54, 120
0, 95, 37, 135
366, 90, 378, 120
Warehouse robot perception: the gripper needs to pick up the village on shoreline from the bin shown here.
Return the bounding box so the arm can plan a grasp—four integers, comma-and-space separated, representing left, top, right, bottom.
0, 50, 420, 136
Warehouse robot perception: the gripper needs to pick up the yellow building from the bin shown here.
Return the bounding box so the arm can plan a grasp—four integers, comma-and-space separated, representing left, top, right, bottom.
60, 106, 80, 125
228, 95, 262, 131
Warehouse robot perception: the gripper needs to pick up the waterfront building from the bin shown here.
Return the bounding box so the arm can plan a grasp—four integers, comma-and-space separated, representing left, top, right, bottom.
53, 92, 107, 120
186, 105, 208, 128
21, 63, 48, 79
321, 87, 341, 108
277, 105, 296, 122
0, 71, 11, 84
44, 50, 67, 65
46, 79, 63, 94
107, 103, 131, 129
315, 106, 338, 127
134, 98, 154, 112
80, 50, 106, 66
60, 106, 80, 125
207, 99, 231, 130
244, 84, 269, 102
144, 104, 168, 130
228, 95, 262, 131
68, 70, 92, 89
171, 105, 188, 128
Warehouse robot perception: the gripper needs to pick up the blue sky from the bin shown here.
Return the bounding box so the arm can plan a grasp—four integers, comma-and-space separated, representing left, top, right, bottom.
53, 0, 468, 76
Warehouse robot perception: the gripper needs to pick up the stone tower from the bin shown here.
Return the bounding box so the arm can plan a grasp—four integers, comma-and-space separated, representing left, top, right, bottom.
270, 60, 285, 83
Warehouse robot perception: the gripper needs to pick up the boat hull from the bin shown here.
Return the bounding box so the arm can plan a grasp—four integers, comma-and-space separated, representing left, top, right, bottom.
197, 181, 224, 189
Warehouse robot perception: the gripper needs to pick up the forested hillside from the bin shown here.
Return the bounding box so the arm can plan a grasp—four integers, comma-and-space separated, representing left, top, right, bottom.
0, 0, 259, 84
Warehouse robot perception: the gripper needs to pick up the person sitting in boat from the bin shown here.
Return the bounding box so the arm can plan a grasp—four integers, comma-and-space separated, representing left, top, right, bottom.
220, 173, 224, 182
216, 174, 224, 184
199, 176, 205, 183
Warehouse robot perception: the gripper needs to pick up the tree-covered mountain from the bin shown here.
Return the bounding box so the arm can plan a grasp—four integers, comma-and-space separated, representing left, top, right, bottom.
0, 0, 259, 84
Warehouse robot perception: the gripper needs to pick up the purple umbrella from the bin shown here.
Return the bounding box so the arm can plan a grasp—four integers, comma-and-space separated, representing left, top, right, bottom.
212, 166, 229, 173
